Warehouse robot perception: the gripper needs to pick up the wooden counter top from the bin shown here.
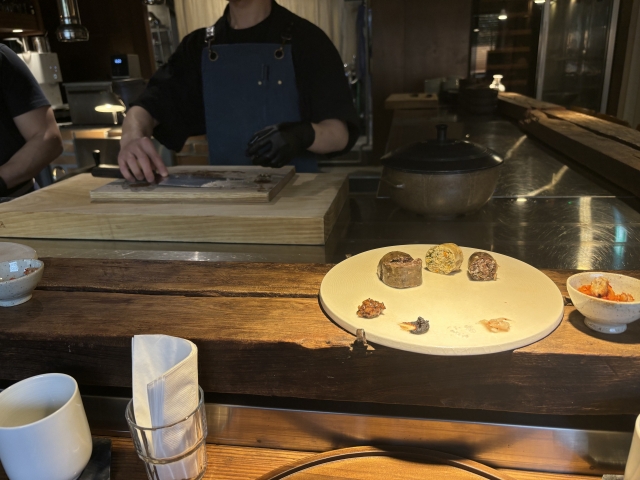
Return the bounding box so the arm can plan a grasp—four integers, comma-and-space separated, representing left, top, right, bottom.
0, 438, 601, 479
1, 258, 639, 415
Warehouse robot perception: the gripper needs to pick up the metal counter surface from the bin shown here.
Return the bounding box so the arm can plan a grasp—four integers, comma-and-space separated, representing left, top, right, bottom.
3, 119, 640, 270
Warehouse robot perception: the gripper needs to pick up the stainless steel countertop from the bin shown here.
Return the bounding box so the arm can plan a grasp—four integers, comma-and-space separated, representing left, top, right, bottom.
3, 119, 640, 270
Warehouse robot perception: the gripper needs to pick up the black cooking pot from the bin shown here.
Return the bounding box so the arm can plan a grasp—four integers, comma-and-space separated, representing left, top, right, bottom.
380, 124, 503, 217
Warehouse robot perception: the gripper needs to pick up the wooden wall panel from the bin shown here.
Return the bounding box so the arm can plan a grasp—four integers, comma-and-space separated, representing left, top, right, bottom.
371, 0, 473, 161
37, 0, 155, 82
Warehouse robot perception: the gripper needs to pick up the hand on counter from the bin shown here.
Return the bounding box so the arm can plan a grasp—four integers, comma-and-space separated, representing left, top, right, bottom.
118, 106, 168, 183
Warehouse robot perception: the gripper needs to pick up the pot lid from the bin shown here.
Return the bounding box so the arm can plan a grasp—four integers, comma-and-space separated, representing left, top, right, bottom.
381, 124, 503, 174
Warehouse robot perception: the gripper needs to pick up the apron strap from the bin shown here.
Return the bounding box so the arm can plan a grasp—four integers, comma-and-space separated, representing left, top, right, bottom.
205, 25, 218, 61
206, 21, 295, 62
274, 22, 294, 60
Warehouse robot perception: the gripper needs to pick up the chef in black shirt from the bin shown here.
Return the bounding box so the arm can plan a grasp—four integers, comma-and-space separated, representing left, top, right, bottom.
0, 45, 63, 197
119, 0, 359, 182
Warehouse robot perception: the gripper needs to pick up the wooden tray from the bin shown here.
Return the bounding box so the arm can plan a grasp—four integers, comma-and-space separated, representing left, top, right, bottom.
319, 245, 564, 355
89, 166, 295, 203
257, 446, 516, 480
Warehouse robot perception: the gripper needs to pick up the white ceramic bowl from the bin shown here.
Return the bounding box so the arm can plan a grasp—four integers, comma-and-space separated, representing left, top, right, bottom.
0, 259, 44, 307
567, 272, 640, 334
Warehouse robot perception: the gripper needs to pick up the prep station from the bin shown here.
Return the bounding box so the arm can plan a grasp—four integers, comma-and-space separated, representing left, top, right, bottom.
2, 0, 640, 479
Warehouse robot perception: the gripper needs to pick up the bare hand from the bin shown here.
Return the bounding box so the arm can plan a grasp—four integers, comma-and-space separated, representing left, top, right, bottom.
117, 136, 168, 183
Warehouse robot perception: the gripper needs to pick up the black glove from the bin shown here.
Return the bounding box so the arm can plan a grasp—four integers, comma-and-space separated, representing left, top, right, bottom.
246, 122, 315, 168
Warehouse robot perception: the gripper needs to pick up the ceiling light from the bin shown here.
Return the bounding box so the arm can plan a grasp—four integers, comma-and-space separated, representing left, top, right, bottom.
473, 28, 480, 32
534, 0, 545, 3
498, 9, 508, 20
12, 29, 24, 33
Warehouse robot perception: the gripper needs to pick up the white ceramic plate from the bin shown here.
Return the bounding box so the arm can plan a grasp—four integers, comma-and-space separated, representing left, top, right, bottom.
319, 245, 564, 356
0, 242, 37, 263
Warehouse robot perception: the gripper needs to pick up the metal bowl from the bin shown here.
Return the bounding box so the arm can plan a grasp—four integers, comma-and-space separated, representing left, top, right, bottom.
381, 124, 503, 217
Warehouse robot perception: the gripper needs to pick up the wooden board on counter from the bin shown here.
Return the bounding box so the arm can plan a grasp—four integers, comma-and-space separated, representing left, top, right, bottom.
543, 109, 640, 151
1, 258, 640, 416
498, 92, 565, 120
89, 166, 296, 204
521, 110, 640, 198
0, 173, 348, 245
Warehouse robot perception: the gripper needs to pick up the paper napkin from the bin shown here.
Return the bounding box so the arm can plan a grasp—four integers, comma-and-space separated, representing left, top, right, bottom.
132, 335, 200, 480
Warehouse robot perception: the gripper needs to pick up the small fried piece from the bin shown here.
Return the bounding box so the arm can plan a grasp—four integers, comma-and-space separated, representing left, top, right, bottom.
480, 318, 511, 333
357, 298, 386, 318
590, 277, 609, 298
399, 316, 430, 335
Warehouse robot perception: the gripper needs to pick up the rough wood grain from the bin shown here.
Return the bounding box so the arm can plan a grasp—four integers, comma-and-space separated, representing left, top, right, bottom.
89, 166, 296, 204
34, 258, 635, 300
0, 173, 349, 245
37, 258, 332, 298
0, 440, 598, 480
498, 92, 565, 120
522, 110, 640, 198
544, 110, 640, 151
2, 283, 640, 414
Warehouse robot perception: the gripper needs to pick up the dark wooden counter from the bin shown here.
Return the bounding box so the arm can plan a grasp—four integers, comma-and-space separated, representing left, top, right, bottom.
1, 258, 640, 415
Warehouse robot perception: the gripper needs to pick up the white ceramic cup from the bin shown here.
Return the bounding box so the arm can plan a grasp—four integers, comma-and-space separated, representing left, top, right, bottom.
0, 373, 93, 480
625, 415, 640, 479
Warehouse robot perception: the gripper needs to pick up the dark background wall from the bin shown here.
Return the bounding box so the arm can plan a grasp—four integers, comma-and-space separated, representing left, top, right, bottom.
38, 0, 155, 82
370, 0, 473, 161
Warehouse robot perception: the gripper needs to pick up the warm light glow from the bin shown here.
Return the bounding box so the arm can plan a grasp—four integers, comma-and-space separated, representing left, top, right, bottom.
516, 198, 527, 203
95, 103, 126, 113
473, 28, 480, 32
534, 0, 545, 3
498, 9, 508, 20
12, 29, 24, 33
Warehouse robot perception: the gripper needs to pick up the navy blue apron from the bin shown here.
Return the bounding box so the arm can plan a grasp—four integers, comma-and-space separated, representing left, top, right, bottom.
201, 24, 318, 172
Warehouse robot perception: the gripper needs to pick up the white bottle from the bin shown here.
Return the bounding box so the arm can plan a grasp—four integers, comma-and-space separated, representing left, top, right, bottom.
490, 74, 506, 92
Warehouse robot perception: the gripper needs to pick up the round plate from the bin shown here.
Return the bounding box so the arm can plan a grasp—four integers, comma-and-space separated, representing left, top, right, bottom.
319, 245, 564, 356
0, 242, 37, 263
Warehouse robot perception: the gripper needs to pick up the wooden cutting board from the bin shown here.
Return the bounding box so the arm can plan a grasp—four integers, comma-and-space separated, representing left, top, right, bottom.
0, 173, 348, 245
257, 446, 516, 480
90, 166, 295, 203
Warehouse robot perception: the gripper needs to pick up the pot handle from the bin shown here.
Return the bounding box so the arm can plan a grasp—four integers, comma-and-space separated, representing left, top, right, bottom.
380, 177, 405, 189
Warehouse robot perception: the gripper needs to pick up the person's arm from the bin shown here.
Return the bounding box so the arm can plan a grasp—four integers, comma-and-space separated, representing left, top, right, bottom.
0, 106, 62, 189
309, 119, 348, 154
118, 106, 168, 183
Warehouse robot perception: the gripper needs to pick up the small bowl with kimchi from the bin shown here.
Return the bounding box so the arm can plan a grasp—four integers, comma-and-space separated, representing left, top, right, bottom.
567, 272, 640, 334
0, 259, 44, 307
